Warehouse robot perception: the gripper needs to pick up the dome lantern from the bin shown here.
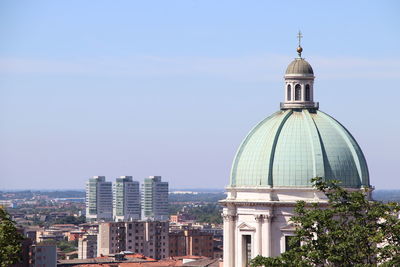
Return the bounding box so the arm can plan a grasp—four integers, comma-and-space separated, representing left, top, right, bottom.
281, 32, 319, 110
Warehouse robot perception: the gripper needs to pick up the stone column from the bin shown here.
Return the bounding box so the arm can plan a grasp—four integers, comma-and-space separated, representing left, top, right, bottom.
254, 215, 263, 256
223, 214, 236, 267
311, 81, 314, 101
262, 215, 272, 257
266, 216, 272, 257
291, 82, 295, 101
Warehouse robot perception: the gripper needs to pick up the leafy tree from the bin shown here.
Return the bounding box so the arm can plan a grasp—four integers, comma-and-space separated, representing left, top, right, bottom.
188, 204, 222, 224
250, 177, 400, 267
54, 215, 86, 225
0, 207, 24, 267
57, 240, 78, 253
169, 203, 223, 224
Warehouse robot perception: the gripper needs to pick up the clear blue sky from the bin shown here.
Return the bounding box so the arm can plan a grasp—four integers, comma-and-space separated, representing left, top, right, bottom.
1, 1, 399, 190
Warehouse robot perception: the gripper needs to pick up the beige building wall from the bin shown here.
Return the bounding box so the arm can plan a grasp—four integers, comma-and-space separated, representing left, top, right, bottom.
97, 221, 169, 260
78, 234, 97, 259
97, 222, 126, 256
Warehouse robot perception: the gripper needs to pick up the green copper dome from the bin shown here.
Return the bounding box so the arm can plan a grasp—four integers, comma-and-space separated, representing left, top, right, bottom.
230, 109, 370, 188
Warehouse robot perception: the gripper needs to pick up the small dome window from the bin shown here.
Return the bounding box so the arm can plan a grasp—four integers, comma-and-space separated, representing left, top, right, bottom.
287, 84, 291, 101
295, 84, 301, 101
305, 84, 310, 101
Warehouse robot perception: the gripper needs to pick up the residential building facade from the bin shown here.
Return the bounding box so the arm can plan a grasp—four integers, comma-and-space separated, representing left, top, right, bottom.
142, 176, 169, 220
97, 221, 169, 260
86, 176, 113, 222
30, 243, 57, 267
78, 234, 97, 259
169, 229, 214, 258
113, 176, 141, 221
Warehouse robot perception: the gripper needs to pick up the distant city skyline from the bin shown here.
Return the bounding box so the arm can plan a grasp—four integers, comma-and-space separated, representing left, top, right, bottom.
1, 1, 400, 190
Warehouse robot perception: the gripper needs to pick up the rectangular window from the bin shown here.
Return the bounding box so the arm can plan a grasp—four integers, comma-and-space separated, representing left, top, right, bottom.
243, 235, 252, 266
285, 235, 300, 251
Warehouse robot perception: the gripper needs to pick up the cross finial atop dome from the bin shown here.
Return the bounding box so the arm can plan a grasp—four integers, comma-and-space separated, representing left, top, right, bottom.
297, 30, 303, 57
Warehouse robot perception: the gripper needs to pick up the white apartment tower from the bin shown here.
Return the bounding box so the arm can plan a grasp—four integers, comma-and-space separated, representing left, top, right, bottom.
86, 176, 113, 222
113, 176, 141, 221
142, 176, 169, 220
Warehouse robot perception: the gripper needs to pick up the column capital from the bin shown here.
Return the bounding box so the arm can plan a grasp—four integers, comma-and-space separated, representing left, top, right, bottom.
254, 214, 264, 222
222, 214, 236, 222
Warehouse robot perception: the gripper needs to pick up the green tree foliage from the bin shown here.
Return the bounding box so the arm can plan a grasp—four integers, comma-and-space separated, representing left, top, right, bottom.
169, 203, 222, 224
57, 240, 78, 253
0, 207, 24, 267
250, 177, 400, 267
169, 204, 183, 215
190, 204, 222, 224
54, 215, 86, 225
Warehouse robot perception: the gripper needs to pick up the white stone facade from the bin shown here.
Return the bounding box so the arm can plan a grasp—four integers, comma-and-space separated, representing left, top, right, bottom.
221, 187, 328, 267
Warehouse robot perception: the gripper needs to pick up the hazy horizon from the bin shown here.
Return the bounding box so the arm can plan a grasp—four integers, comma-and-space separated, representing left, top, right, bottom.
1, 1, 400, 190
2, 188, 400, 192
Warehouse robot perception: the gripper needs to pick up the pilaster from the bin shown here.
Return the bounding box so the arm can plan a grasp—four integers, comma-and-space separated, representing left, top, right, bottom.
223, 213, 236, 267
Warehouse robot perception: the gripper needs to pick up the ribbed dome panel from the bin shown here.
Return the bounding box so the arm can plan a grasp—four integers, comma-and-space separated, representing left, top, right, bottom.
285, 58, 314, 75
230, 110, 370, 188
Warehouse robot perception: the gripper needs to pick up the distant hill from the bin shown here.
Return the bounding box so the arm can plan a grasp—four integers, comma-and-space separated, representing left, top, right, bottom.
169, 188, 224, 193
372, 190, 400, 203
2, 189, 399, 203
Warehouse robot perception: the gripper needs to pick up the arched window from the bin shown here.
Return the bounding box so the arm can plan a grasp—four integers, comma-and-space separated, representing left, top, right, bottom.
305, 84, 310, 101
295, 84, 301, 101
287, 84, 291, 101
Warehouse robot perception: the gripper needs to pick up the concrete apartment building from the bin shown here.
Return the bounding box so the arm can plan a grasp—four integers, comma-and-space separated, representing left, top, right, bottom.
30, 243, 57, 267
86, 176, 113, 222
97, 221, 169, 260
78, 234, 97, 259
113, 176, 141, 221
169, 229, 214, 258
98, 222, 126, 255
142, 176, 169, 220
